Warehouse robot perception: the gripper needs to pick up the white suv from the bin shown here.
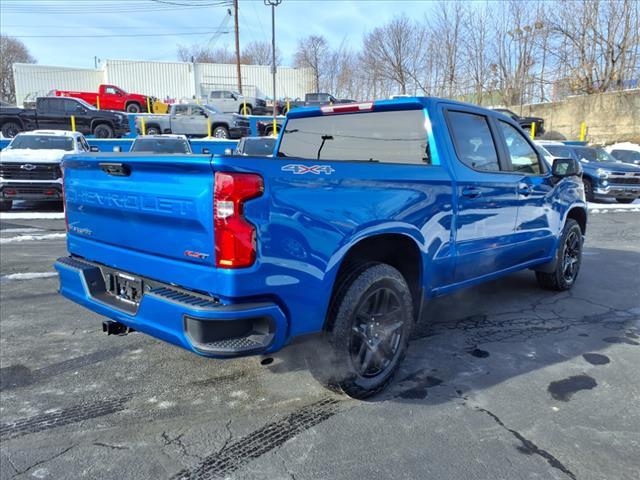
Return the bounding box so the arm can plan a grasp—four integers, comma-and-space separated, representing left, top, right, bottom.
0, 130, 90, 211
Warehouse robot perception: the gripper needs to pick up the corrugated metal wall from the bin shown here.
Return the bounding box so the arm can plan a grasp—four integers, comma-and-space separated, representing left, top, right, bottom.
13, 64, 104, 106
14, 59, 314, 106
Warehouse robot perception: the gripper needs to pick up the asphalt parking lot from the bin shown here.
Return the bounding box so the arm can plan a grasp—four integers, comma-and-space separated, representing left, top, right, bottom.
0, 205, 638, 480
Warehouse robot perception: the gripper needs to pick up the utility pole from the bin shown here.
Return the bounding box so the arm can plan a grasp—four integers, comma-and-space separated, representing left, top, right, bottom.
233, 0, 242, 94
264, 0, 282, 133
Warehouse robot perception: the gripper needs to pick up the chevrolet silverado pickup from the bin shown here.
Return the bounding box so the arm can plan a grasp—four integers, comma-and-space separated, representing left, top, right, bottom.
135, 103, 250, 139
55, 97, 587, 398
0, 130, 91, 211
0, 97, 130, 138
54, 84, 156, 114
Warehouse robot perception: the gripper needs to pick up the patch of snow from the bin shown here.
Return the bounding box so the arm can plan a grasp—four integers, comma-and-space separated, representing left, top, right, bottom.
0, 233, 66, 244
1, 228, 44, 234
1, 272, 58, 282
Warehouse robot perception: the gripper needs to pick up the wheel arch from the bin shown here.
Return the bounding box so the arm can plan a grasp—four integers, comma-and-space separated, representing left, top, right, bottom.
324, 231, 425, 331
566, 205, 587, 234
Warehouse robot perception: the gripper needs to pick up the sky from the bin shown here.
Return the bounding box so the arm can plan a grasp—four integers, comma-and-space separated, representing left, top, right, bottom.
0, 0, 439, 68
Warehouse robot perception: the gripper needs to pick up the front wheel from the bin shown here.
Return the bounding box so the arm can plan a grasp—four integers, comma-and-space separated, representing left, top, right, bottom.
582, 178, 594, 202
310, 262, 414, 399
1, 122, 22, 138
0, 200, 13, 212
126, 103, 142, 113
238, 105, 252, 115
615, 198, 635, 204
213, 126, 229, 139
146, 125, 161, 135
93, 123, 114, 138
536, 219, 583, 291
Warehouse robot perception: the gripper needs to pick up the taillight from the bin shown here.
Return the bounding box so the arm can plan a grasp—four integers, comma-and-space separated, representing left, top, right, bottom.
214, 172, 263, 268
61, 164, 69, 231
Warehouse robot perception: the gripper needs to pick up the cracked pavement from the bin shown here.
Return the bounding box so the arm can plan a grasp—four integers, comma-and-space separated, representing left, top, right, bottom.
0, 210, 638, 480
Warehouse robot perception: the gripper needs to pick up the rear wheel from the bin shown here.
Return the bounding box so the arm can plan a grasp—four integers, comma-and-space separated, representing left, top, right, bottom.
126, 103, 142, 113
536, 219, 583, 291
238, 105, 252, 115
310, 262, 414, 399
1, 122, 21, 138
213, 126, 229, 139
146, 125, 161, 135
615, 198, 635, 204
0, 200, 13, 212
582, 178, 594, 202
93, 123, 114, 138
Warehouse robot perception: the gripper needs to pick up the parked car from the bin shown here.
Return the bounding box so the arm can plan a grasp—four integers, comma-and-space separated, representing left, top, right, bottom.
256, 118, 284, 136
0, 97, 130, 139
537, 140, 640, 203
0, 130, 90, 211
207, 90, 269, 116
232, 136, 276, 156
130, 135, 192, 154
56, 97, 586, 398
493, 108, 545, 136
284, 92, 356, 113
605, 142, 640, 166
54, 84, 158, 113
135, 103, 250, 139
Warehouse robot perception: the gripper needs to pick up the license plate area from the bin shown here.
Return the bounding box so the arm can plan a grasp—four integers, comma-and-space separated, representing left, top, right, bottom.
105, 272, 143, 307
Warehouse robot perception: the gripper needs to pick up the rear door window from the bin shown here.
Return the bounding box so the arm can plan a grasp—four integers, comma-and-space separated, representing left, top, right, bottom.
277, 109, 430, 165
447, 111, 500, 172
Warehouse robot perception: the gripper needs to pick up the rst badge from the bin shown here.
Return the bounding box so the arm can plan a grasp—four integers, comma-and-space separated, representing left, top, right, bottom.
281, 164, 335, 175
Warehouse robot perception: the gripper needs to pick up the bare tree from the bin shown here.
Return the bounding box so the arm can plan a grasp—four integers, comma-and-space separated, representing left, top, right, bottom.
294, 35, 330, 92
241, 41, 281, 66
362, 15, 426, 95
0, 35, 36, 105
177, 44, 234, 64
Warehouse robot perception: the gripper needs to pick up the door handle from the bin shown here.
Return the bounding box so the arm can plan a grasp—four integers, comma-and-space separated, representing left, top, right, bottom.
517, 183, 533, 196
462, 186, 482, 199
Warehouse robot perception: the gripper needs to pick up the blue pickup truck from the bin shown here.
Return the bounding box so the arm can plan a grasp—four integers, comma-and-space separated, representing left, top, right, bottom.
55, 98, 587, 398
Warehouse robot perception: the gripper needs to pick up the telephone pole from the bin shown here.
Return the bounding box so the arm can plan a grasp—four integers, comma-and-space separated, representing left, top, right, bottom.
264, 0, 282, 131
233, 0, 242, 94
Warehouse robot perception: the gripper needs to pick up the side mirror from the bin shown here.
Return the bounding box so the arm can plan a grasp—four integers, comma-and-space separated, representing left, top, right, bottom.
112, 146, 121, 152
90, 145, 99, 152
202, 148, 210, 154
224, 148, 233, 156
552, 157, 582, 178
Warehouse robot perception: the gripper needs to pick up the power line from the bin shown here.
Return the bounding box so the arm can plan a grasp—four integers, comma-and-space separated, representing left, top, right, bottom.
8, 31, 230, 39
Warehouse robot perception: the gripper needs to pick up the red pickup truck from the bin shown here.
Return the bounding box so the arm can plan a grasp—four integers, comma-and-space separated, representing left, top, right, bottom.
54, 84, 152, 113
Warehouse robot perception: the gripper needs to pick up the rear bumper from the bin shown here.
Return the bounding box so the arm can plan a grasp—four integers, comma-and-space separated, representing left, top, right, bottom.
1, 182, 62, 201
54, 256, 288, 358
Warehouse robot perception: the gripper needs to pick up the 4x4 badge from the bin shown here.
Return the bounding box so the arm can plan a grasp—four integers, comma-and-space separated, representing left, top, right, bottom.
281, 164, 335, 175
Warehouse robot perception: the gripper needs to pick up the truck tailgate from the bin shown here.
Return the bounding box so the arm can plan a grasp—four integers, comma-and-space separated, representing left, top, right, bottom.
64, 153, 215, 268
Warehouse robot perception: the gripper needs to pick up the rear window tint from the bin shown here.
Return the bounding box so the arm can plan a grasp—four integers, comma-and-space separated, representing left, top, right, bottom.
277, 110, 430, 165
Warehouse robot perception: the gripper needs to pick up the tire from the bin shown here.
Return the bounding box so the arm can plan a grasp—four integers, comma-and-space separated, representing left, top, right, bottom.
536, 219, 583, 291
126, 103, 142, 113
1, 122, 22, 138
310, 262, 414, 399
238, 105, 253, 115
0, 200, 13, 212
582, 178, 594, 202
615, 198, 635, 204
213, 126, 229, 139
93, 123, 114, 139
146, 125, 161, 135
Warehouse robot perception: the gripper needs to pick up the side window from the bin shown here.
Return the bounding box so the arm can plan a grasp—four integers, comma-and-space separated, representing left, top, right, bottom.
223, 91, 234, 99
190, 106, 204, 116
210, 91, 221, 99
64, 99, 81, 114
173, 105, 189, 116
497, 121, 541, 174
48, 99, 65, 113
80, 137, 90, 151
447, 111, 500, 172
105, 87, 117, 95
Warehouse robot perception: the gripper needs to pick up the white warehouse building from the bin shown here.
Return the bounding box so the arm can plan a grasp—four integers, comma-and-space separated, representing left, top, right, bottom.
12, 59, 315, 107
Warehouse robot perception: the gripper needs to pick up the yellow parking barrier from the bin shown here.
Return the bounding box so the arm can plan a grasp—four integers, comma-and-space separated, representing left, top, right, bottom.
70, 115, 76, 132
207, 117, 212, 138
146, 97, 151, 114
96, 96, 100, 110
530, 122, 536, 140
579, 121, 586, 142
243, 99, 247, 115
272, 118, 277, 137
140, 116, 146, 135
286, 99, 290, 114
